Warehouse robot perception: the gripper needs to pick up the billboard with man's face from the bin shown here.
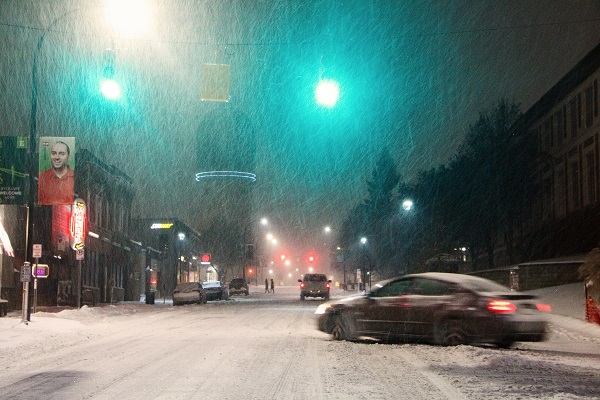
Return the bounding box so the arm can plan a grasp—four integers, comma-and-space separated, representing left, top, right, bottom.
38, 136, 76, 205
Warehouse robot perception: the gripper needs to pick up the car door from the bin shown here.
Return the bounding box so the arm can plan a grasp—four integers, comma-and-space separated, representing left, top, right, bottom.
403, 278, 454, 339
362, 278, 413, 340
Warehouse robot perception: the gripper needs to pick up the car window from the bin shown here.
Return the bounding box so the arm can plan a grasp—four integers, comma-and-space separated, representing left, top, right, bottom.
409, 278, 452, 296
371, 279, 412, 297
305, 275, 327, 282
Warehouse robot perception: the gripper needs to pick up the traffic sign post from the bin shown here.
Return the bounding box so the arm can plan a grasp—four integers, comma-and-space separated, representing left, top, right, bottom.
20, 262, 31, 323
31, 245, 42, 314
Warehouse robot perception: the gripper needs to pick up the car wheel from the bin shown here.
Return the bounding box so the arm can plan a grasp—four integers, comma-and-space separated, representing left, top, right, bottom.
300, 294, 305, 301
324, 293, 330, 300
436, 320, 468, 346
331, 314, 355, 341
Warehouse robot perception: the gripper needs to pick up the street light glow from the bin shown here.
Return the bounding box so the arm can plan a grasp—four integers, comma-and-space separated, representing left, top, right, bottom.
105, 0, 151, 37
402, 199, 414, 211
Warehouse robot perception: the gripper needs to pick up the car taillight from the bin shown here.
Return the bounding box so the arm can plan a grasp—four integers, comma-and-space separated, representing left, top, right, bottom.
326, 282, 330, 289
300, 282, 305, 288
487, 299, 517, 314
536, 303, 552, 312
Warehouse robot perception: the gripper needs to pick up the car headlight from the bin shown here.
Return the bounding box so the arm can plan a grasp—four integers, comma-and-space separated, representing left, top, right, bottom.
315, 302, 333, 315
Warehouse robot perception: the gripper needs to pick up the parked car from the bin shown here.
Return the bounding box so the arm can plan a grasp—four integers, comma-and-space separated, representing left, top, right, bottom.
229, 278, 249, 296
315, 272, 551, 348
299, 274, 331, 300
203, 280, 229, 301
172, 282, 207, 306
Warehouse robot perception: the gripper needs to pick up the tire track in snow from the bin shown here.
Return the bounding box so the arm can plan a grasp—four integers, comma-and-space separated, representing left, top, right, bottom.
390, 346, 467, 400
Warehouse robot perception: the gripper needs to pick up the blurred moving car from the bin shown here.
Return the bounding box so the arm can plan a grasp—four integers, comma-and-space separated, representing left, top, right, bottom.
229, 278, 249, 296
203, 280, 229, 301
315, 272, 551, 348
172, 282, 207, 306
299, 274, 331, 300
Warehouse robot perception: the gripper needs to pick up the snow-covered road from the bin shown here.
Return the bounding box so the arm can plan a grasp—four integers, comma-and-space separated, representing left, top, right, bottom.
1, 285, 600, 399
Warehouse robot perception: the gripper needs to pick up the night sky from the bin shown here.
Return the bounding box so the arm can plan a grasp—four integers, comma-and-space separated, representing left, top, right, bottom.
1, 0, 600, 254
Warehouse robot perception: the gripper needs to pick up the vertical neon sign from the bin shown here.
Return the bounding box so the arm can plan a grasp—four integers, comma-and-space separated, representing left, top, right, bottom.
70, 198, 87, 250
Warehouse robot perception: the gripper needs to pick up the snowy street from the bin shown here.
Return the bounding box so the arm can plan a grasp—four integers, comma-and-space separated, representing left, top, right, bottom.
1, 285, 600, 400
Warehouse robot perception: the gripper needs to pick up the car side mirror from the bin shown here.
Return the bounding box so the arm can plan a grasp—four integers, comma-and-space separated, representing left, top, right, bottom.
328, 280, 332, 283
298, 279, 302, 283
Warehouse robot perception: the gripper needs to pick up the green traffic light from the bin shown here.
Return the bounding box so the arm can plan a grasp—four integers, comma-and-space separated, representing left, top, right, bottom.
100, 79, 121, 100
315, 79, 339, 107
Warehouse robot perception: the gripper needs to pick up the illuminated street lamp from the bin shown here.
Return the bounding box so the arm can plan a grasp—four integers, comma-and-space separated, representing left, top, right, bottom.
315, 79, 340, 107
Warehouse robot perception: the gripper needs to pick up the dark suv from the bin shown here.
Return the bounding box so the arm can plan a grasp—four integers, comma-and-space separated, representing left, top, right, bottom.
229, 278, 249, 296
299, 274, 331, 300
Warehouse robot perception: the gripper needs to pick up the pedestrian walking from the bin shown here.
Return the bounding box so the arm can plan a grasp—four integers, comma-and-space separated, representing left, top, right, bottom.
265, 278, 269, 293
270, 278, 275, 293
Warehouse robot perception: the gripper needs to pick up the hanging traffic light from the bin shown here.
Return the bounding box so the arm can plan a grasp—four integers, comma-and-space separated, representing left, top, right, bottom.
100, 49, 121, 100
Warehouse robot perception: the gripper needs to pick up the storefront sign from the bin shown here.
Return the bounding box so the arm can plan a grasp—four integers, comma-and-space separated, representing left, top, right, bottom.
70, 198, 87, 250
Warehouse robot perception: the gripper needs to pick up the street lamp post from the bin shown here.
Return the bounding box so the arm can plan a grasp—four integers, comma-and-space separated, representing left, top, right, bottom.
25, 4, 150, 316
360, 237, 369, 293
26, 9, 85, 320
242, 218, 268, 281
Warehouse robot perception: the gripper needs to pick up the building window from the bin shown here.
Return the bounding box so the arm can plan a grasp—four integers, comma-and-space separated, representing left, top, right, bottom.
542, 177, 552, 221
570, 97, 578, 138
585, 86, 594, 128
94, 194, 102, 227
571, 161, 581, 209
544, 119, 552, 150
84, 250, 100, 288
595, 79, 598, 117
555, 109, 564, 145
555, 167, 566, 217
578, 93, 583, 129
586, 152, 597, 205
112, 265, 124, 288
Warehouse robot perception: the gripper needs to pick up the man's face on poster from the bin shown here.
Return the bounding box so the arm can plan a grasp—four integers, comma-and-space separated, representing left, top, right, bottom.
50, 142, 69, 170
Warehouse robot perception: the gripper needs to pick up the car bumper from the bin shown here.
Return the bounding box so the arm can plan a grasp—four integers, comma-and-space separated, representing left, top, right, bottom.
302, 290, 329, 297
173, 293, 201, 304
477, 315, 548, 343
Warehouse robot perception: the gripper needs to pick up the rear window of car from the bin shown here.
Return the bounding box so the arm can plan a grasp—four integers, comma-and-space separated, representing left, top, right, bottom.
175, 282, 201, 292
304, 274, 327, 282
459, 277, 511, 293
202, 281, 222, 288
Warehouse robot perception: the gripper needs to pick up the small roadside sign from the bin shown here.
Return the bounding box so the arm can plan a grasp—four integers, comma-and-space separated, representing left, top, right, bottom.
32, 244, 42, 259
20, 262, 31, 283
